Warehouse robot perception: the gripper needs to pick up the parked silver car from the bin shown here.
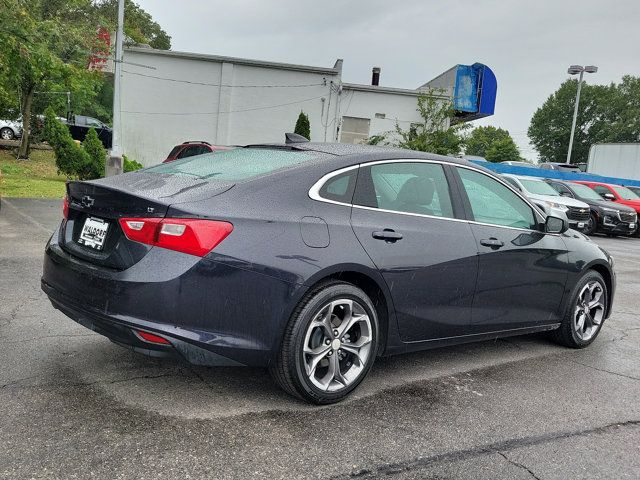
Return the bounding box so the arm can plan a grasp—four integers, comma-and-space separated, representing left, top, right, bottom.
0, 119, 22, 140
501, 174, 591, 231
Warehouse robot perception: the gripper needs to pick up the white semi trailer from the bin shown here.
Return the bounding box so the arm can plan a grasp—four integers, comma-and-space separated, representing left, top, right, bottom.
587, 143, 640, 180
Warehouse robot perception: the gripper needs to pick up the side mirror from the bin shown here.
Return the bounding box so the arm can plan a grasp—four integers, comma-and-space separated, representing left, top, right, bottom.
545, 215, 568, 234
559, 191, 571, 197
602, 193, 615, 201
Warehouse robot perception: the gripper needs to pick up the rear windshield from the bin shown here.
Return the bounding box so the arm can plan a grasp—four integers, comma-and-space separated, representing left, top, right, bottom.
146, 148, 313, 182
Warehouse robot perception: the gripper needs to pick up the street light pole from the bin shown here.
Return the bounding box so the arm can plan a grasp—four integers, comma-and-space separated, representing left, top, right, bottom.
565, 69, 584, 165
565, 65, 597, 165
106, 0, 125, 176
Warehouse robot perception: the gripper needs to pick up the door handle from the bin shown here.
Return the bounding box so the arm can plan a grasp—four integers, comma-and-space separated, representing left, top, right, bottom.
480, 237, 505, 249
372, 229, 403, 242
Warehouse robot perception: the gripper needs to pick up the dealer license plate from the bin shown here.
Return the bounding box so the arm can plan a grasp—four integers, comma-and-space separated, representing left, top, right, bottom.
78, 217, 109, 250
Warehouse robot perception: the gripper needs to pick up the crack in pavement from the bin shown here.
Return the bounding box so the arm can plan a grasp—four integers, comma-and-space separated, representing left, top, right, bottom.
0, 333, 97, 345
0, 373, 182, 391
497, 451, 542, 480
567, 358, 640, 382
331, 420, 640, 479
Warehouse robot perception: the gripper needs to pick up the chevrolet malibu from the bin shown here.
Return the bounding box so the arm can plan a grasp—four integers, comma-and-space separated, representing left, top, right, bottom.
42, 142, 616, 404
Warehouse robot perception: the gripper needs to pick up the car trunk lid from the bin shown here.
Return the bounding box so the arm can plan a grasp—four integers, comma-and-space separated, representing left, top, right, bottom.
62, 173, 234, 269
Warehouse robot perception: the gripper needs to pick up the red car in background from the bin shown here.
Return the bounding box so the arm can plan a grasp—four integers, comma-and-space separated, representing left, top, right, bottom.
163, 141, 232, 163
575, 181, 640, 231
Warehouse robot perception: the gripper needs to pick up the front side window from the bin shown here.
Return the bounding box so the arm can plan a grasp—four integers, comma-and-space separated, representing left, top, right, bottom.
457, 167, 536, 229
354, 162, 454, 218
549, 182, 573, 197
614, 185, 640, 200
593, 185, 613, 197
569, 183, 604, 201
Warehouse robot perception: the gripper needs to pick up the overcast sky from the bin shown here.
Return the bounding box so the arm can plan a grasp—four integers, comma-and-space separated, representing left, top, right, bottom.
136, 0, 640, 160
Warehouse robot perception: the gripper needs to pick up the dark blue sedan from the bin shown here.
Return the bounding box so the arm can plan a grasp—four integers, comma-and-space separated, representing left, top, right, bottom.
42, 141, 615, 404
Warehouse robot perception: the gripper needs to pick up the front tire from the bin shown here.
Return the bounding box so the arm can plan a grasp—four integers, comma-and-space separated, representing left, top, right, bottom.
583, 213, 597, 236
270, 281, 379, 404
551, 270, 608, 348
0, 127, 14, 140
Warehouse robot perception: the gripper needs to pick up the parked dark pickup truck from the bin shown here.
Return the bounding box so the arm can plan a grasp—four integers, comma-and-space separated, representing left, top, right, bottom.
64, 115, 112, 149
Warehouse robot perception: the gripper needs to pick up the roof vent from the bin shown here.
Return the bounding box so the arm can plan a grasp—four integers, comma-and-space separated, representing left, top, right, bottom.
285, 132, 309, 144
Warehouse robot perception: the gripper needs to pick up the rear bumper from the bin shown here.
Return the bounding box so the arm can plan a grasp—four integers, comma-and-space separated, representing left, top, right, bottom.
43, 280, 244, 366
41, 228, 299, 367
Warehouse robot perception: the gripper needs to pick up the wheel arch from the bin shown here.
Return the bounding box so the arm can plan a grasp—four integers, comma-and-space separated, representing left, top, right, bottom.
587, 261, 614, 318
280, 264, 400, 358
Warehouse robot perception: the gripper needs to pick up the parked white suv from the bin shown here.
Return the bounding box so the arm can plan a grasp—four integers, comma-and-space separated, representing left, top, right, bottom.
501, 174, 591, 231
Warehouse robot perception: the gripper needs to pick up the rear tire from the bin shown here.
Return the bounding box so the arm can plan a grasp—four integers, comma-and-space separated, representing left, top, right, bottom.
550, 270, 608, 348
270, 281, 379, 404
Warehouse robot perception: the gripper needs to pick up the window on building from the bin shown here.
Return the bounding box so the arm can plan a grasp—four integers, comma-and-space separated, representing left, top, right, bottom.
341, 116, 371, 144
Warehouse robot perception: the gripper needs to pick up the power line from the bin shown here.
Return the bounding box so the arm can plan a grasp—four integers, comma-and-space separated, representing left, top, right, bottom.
122, 94, 326, 116
122, 69, 327, 89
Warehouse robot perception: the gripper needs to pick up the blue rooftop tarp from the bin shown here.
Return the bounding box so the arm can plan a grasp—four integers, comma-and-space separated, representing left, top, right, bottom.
472, 161, 640, 188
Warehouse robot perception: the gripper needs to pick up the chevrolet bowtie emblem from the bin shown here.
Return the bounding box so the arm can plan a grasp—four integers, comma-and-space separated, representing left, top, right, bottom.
81, 195, 95, 208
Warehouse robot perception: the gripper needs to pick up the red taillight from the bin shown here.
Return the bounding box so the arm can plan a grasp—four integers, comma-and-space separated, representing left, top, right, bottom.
119, 217, 233, 257
135, 330, 171, 345
63, 196, 69, 219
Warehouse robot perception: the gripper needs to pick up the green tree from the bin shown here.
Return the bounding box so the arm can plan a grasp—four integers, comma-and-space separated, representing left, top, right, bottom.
370, 92, 468, 155
94, 0, 172, 50
44, 107, 104, 180
0, 0, 103, 158
294, 111, 311, 140
81, 128, 106, 179
527, 78, 636, 164
485, 137, 521, 163
44, 107, 91, 178
466, 125, 521, 161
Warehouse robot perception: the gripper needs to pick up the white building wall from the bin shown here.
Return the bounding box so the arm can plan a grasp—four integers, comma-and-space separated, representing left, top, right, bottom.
339, 87, 426, 142
120, 48, 447, 166
121, 51, 224, 166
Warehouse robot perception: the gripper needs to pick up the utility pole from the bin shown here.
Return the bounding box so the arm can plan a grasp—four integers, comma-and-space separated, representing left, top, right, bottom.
565, 65, 598, 164
106, 0, 125, 176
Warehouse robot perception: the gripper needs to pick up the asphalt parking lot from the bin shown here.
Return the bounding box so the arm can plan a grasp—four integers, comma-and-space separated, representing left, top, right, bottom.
1, 197, 639, 479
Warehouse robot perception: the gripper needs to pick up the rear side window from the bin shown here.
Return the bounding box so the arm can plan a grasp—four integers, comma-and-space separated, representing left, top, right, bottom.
354, 162, 455, 218
167, 145, 182, 158
317, 170, 356, 203
146, 148, 313, 182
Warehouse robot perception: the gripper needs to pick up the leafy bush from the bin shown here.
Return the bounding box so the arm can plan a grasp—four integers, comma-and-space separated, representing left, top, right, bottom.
123, 154, 143, 172
80, 128, 106, 180
43, 107, 105, 180
294, 111, 310, 140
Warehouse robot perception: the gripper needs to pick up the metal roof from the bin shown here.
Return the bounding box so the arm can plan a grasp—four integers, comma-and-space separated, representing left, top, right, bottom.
125, 46, 341, 75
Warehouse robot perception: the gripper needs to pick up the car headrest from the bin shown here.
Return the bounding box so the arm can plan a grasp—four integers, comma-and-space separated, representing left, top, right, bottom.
396, 176, 435, 205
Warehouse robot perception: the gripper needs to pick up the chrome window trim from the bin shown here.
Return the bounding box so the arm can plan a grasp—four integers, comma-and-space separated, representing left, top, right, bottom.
308, 158, 549, 234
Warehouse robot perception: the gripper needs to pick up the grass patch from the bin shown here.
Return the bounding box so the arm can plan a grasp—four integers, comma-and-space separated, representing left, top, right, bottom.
0, 149, 67, 198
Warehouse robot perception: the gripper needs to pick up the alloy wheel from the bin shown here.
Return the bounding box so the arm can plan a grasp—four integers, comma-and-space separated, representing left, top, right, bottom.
0, 128, 14, 140
574, 280, 605, 341
302, 298, 373, 392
